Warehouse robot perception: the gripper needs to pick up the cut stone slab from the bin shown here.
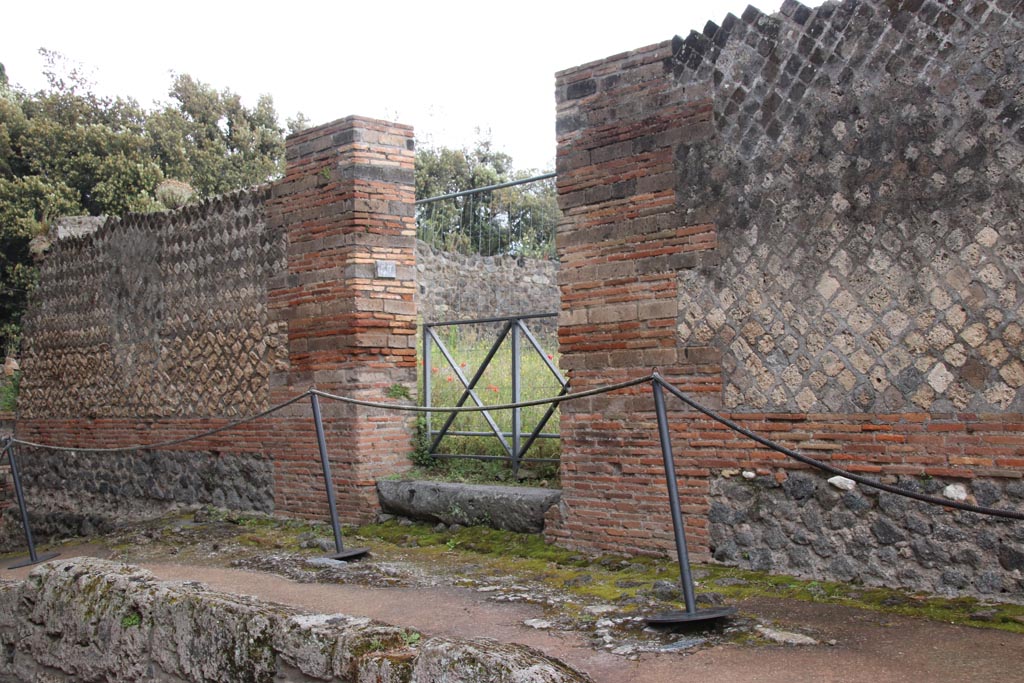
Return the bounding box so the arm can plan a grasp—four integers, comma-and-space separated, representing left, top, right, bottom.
376, 480, 561, 533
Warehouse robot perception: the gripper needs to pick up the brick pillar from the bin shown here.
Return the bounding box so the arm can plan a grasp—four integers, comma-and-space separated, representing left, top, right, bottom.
548, 44, 721, 556
267, 116, 417, 522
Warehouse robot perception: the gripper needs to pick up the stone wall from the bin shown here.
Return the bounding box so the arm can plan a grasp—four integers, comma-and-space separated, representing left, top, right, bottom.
415, 240, 559, 325
4, 117, 419, 547
549, 0, 1024, 598
19, 188, 284, 419
710, 471, 1024, 599
1, 450, 273, 546
671, 0, 1024, 415
0, 557, 589, 683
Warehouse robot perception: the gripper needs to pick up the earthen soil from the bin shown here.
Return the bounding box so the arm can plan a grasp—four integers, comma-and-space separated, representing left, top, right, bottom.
7, 541, 1023, 683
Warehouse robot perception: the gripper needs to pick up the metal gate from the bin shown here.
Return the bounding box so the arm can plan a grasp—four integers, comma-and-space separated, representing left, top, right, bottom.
422, 312, 567, 476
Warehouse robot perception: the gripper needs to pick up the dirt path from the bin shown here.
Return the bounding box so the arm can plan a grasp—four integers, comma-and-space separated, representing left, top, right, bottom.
7, 538, 1024, 683
142, 563, 1024, 683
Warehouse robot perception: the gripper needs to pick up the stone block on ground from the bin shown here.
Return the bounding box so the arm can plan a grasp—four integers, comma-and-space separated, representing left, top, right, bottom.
376, 480, 561, 533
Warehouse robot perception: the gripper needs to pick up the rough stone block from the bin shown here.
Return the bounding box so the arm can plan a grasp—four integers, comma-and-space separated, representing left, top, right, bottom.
376, 480, 561, 533
0, 558, 589, 683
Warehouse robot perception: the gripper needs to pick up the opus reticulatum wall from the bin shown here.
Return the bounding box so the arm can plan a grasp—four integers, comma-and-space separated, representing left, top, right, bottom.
550, 0, 1024, 598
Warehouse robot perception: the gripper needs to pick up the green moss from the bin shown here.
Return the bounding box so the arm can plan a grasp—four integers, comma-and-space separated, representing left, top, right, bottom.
359, 521, 588, 566
68, 511, 1024, 638
353, 520, 1024, 634
236, 533, 285, 549
694, 565, 1024, 633
349, 630, 407, 659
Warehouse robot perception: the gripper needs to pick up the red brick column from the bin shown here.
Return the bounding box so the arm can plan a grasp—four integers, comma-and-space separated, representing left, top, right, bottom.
267, 116, 417, 522
548, 43, 721, 556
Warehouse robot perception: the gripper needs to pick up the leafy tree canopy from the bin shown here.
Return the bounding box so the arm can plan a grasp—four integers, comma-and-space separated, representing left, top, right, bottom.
415, 138, 558, 259
0, 50, 294, 354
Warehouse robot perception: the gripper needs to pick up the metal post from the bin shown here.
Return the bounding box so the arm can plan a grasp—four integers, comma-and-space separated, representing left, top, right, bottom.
511, 319, 522, 477
310, 394, 369, 561
423, 325, 433, 445
652, 379, 697, 614
5, 440, 59, 570
647, 376, 735, 625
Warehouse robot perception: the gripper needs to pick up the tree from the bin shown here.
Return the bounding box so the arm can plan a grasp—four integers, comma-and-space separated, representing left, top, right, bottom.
0, 51, 292, 354
415, 138, 557, 258
147, 74, 284, 197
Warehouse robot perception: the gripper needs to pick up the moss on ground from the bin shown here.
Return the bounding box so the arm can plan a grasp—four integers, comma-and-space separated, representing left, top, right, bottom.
7, 511, 1022, 635
354, 519, 1024, 634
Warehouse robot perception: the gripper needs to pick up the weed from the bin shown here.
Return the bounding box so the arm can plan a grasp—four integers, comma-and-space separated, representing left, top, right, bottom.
401, 631, 421, 646
0, 371, 19, 411
409, 415, 435, 468
120, 611, 142, 628
386, 384, 412, 401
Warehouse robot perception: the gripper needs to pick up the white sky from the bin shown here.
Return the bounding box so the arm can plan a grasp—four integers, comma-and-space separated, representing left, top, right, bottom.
3, 0, 797, 172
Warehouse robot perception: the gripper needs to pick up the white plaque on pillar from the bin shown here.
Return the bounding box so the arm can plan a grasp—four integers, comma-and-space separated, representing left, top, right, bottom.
375, 260, 397, 279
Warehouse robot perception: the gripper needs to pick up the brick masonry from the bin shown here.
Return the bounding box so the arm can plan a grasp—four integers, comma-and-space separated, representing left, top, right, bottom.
549, 0, 1024, 597
2, 116, 418, 546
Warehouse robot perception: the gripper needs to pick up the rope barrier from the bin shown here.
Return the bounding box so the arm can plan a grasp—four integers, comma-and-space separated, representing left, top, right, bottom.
310, 374, 654, 412
7, 375, 654, 453
10, 392, 312, 453
653, 375, 1024, 522
7, 371, 1021, 521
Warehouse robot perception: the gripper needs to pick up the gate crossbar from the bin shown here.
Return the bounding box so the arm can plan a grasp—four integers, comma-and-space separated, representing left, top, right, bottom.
423, 313, 567, 474
426, 322, 514, 458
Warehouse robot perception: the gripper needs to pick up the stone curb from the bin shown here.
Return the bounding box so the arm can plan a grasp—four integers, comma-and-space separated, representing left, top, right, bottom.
0, 557, 590, 683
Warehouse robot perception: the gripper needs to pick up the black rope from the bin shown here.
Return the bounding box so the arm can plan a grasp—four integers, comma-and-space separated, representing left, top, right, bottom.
653, 374, 1024, 522
9, 376, 655, 453
415, 172, 556, 206
10, 368, 1021, 523
11, 392, 313, 453
311, 374, 653, 413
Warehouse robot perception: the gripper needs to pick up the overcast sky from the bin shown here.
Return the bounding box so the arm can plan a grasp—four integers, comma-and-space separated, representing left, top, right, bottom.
4, 0, 800, 172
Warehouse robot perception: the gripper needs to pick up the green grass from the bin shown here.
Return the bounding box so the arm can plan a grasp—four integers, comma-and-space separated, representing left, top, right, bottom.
418, 324, 563, 479
120, 611, 142, 628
